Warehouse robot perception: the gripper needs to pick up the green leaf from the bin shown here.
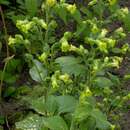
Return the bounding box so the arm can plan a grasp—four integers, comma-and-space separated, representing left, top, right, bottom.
74, 21, 87, 37
29, 60, 47, 82
30, 96, 46, 115
0, 0, 10, 5
71, 9, 81, 24
43, 116, 68, 130
92, 0, 105, 18
25, 0, 38, 16
55, 56, 86, 76
79, 116, 96, 130
45, 95, 58, 115
92, 109, 111, 130
54, 4, 67, 24
16, 114, 44, 130
74, 102, 93, 122
93, 77, 113, 88
6, 59, 21, 73
107, 73, 120, 85
123, 12, 130, 32
56, 95, 77, 114
3, 87, 16, 98
0, 71, 17, 84
0, 116, 5, 125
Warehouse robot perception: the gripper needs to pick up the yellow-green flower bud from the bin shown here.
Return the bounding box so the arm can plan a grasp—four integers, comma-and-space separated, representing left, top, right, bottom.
67, 4, 77, 14
39, 52, 48, 62
97, 40, 108, 53
59, 73, 72, 83
121, 43, 129, 54
64, 32, 72, 39
78, 45, 88, 54
49, 20, 57, 29
61, 39, 70, 52
100, 29, 108, 38
16, 20, 34, 33
69, 45, 77, 51
80, 87, 92, 101
111, 125, 116, 130
46, 0, 56, 7
91, 24, 99, 33
111, 57, 122, 68
51, 76, 58, 88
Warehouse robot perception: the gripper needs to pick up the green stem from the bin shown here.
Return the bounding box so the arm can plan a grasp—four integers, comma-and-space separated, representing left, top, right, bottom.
70, 119, 74, 130
0, 61, 7, 101
44, 6, 50, 52
0, 56, 14, 102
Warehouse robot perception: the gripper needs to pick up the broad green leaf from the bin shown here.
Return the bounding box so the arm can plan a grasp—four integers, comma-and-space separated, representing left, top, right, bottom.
0, 0, 10, 5
55, 56, 86, 76
16, 114, 44, 130
74, 102, 93, 122
56, 95, 77, 114
29, 60, 47, 82
25, 0, 38, 16
43, 116, 68, 130
30, 96, 46, 115
45, 95, 58, 115
93, 77, 113, 88
92, 109, 111, 130
79, 116, 96, 130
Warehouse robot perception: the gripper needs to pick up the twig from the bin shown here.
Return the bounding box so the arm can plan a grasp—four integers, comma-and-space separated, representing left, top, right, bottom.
0, 5, 9, 57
